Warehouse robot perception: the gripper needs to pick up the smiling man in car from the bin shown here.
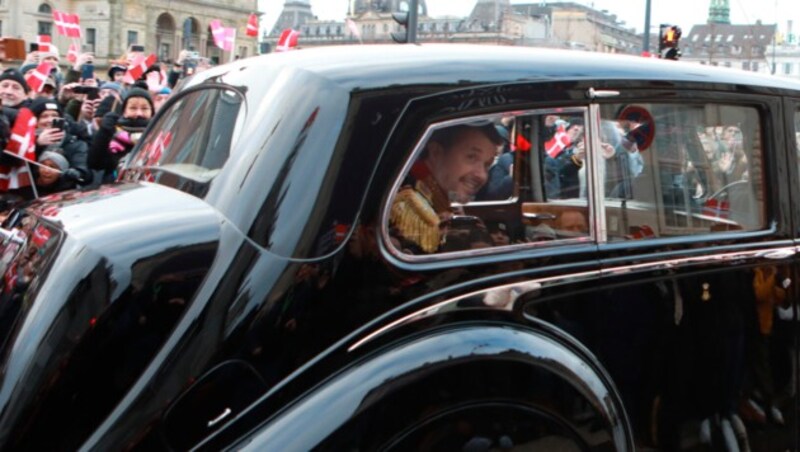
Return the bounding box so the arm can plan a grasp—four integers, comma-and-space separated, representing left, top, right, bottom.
390, 122, 503, 254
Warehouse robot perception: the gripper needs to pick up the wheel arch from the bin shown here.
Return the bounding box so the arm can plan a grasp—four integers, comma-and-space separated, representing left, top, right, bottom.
220, 323, 634, 451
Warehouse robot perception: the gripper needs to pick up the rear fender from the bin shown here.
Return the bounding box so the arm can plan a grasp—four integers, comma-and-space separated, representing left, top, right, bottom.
225, 325, 633, 451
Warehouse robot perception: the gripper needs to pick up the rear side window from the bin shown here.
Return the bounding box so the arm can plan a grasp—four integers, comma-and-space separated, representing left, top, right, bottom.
121, 87, 245, 198
599, 103, 766, 240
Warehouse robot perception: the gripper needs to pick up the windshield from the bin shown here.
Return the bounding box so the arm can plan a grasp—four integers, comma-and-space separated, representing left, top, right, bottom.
121, 87, 245, 198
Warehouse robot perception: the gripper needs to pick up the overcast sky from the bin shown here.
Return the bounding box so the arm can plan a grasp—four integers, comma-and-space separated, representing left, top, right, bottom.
258, 0, 800, 35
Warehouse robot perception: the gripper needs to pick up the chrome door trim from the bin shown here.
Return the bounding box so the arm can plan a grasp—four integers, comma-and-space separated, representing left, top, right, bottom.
587, 103, 608, 243
352, 245, 797, 351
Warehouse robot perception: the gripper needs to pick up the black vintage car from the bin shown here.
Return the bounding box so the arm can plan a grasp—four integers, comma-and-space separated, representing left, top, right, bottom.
0, 44, 799, 451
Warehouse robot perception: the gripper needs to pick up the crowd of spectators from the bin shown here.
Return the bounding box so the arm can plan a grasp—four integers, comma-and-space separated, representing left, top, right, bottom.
0, 46, 208, 206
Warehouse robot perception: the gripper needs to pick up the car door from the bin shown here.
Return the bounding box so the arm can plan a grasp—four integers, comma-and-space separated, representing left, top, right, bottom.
546, 88, 798, 450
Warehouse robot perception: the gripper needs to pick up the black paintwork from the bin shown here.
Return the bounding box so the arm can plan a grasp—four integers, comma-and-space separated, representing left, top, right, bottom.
0, 45, 796, 451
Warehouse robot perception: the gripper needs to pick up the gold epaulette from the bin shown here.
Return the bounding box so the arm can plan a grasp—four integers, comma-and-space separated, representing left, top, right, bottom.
390, 187, 441, 253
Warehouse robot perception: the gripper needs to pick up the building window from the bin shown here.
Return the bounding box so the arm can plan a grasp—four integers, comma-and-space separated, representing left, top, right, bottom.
37, 3, 51, 13
336, 26, 342, 35
743, 61, 750, 70
85, 28, 96, 53
38, 21, 52, 36
753, 62, 759, 72
238, 46, 247, 58
0, 21, 3, 37
785, 63, 793, 75
127, 30, 139, 47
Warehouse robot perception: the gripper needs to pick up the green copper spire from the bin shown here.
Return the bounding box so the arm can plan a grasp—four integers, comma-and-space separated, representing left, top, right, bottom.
708, 0, 731, 25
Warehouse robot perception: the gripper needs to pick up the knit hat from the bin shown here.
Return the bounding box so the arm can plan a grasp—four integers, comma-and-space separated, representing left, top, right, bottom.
100, 81, 124, 96
122, 87, 154, 114
0, 69, 30, 93
39, 50, 60, 64
20, 63, 37, 76
107, 64, 127, 80
39, 151, 70, 172
29, 97, 62, 117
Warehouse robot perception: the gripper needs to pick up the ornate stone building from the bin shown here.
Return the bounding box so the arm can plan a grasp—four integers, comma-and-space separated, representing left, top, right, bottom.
267, 0, 638, 54
0, 0, 259, 65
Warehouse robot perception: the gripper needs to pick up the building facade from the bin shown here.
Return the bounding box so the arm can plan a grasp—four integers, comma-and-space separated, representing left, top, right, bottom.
268, 0, 637, 52
0, 0, 259, 66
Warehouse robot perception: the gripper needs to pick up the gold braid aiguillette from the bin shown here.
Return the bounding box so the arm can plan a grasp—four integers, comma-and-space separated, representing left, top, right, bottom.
391, 187, 441, 253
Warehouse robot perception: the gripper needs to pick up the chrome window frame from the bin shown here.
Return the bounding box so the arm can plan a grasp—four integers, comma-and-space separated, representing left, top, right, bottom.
381, 107, 595, 264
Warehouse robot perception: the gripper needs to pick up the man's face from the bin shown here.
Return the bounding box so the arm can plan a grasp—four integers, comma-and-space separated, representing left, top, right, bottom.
123, 97, 152, 120
0, 80, 27, 107
42, 56, 59, 66
567, 124, 584, 143
559, 211, 588, 235
37, 110, 59, 129
427, 128, 497, 204
37, 159, 61, 186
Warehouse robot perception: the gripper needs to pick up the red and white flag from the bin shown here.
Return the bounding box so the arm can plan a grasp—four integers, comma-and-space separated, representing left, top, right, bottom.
5, 108, 37, 161
246, 13, 259, 37
36, 35, 54, 54
544, 125, 572, 159
124, 53, 157, 83
210, 20, 236, 52
67, 42, 79, 63
0, 108, 37, 191
276, 29, 300, 52
53, 10, 82, 38
24, 62, 53, 93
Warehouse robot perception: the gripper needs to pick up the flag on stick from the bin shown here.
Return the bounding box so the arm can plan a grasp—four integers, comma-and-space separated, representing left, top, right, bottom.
53, 10, 82, 38
24, 63, 53, 93
246, 14, 259, 37
276, 29, 300, 52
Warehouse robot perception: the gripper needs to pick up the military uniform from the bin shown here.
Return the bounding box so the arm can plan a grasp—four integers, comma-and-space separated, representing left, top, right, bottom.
390, 161, 452, 254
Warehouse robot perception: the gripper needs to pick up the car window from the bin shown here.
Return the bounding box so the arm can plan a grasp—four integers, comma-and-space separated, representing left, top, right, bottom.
385, 109, 591, 258
121, 87, 245, 199
599, 103, 765, 240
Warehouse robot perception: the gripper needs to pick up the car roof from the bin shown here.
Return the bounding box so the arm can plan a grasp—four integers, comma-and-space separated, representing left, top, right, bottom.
219, 44, 800, 94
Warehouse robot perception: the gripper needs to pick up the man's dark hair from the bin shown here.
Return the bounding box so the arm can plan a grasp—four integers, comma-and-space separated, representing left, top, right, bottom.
429, 122, 505, 150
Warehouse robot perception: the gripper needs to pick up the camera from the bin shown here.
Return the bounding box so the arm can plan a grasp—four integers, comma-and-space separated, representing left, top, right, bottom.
50, 118, 66, 131
73, 86, 99, 100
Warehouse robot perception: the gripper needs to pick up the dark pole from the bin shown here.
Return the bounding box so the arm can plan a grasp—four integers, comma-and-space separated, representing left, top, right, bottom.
643, 0, 652, 53
408, 0, 419, 44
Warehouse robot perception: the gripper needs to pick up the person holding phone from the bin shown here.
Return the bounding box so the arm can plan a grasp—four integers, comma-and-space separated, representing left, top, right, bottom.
30, 97, 91, 188
88, 87, 154, 184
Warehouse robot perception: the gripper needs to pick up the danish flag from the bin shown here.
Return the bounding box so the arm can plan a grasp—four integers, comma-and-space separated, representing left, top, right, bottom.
276, 29, 299, 52
210, 20, 236, 52
24, 62, 53, 93
67, 42, 79, 63
125, 53, 157, 82
36, 35, 54, 54
52, 10, 82, 38
5, 108, 36, 161
0, 108, 36, 191
544, 125, 571, 159
246, 13, 259, 37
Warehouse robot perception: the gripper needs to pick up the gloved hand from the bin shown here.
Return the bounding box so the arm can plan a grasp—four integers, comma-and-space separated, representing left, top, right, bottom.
62, 168, 85, 184
100, 112, 120, 131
